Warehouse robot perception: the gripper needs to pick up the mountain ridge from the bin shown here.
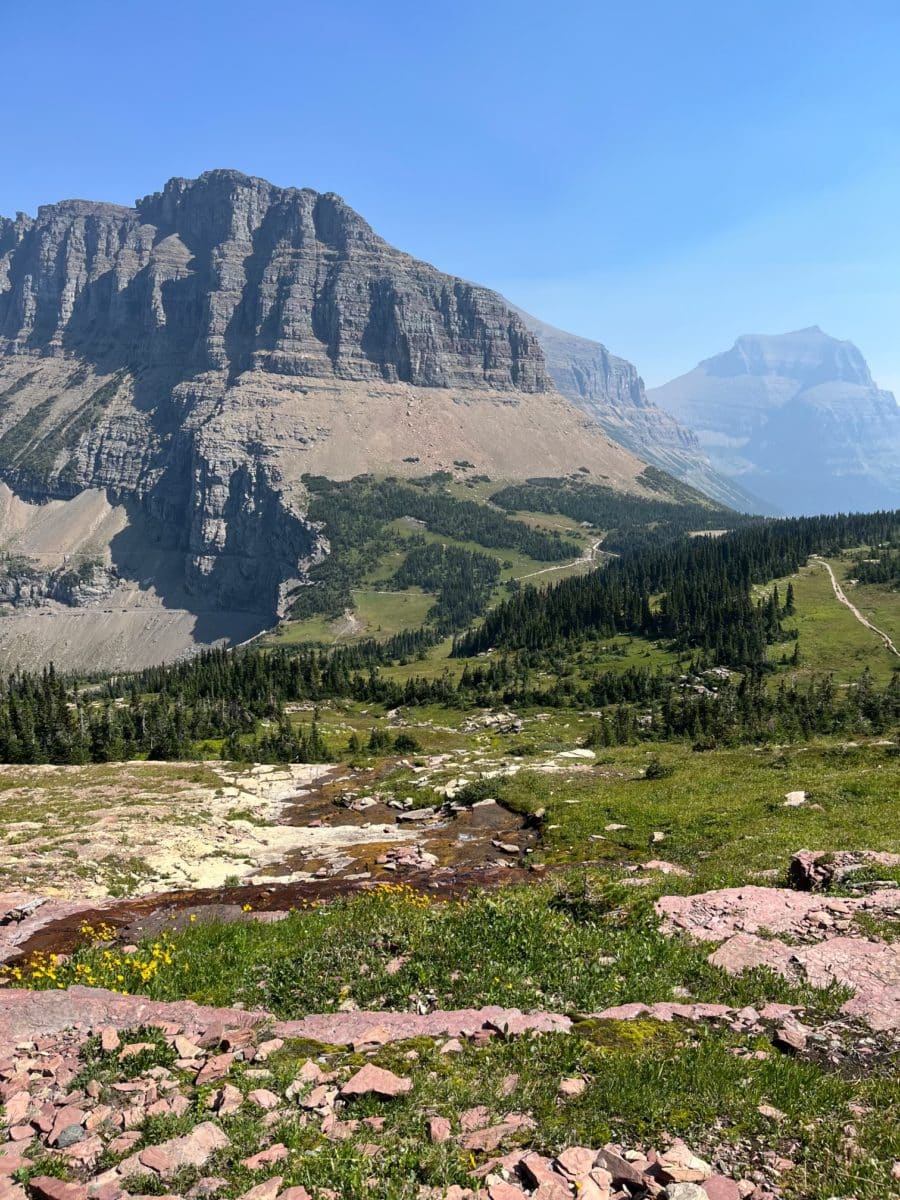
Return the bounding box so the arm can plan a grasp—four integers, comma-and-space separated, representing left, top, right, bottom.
0, 169, 658, 670
511, 306, 770, 513
649, 326, 900, 515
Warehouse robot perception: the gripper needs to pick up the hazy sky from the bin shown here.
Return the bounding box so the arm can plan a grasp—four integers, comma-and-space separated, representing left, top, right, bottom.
4, 0, 900, 393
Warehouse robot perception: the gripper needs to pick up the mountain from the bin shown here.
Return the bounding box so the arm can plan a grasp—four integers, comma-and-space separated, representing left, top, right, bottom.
513, 308, 767, 513
0, 169, 654, 670
649, 327, 900, 515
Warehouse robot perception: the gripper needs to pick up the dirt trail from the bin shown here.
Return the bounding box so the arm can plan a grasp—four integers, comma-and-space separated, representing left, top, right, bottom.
811, 555, 900, 658
518, 538, 603, 580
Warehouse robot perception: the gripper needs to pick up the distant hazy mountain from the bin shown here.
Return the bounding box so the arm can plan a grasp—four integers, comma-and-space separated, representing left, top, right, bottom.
513, 307, 768, 513
649, 327, 900, 516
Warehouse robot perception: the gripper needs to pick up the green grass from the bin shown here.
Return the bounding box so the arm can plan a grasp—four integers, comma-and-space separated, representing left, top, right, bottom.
764, 556, 900, 685
20, 879, 849, 1019
10, 1018, 897, 1200
480, 740, 900, 887
11, 890, 900, 1199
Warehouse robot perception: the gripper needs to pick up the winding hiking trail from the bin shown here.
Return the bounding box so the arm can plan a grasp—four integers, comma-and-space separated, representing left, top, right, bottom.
811, 555, 900, 658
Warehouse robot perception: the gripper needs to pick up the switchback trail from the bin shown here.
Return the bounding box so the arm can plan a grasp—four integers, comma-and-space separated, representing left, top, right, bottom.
811, 555, 900, 658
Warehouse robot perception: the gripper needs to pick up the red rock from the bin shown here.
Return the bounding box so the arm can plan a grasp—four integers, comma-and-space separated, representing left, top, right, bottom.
592, 1148, 647, 1188
212, 1083, 243, 1116
321, 1115, 358, 1141
294, 1060, 324, 1083
241, 1144, 288, 1169
338, 1063, 411, 1099
145, 1099, 172, 1118
251, 1038, 282, 1060
702, 1177, 741, 1200
460, 1106, 491, 1131
429, 1116, 452, 1143
0, 1155, 31, 1175
237, 1179, 283, 1200
7, 1124, 32, 1141
61, 1133, 103, 1165
196, 1052, 234, 1085
173, 1035, 202, 1058
556, 1147, 596, 1179
118, 1042, 155, 1060
277, 1191, 313, 1200
2, 1092, 31, 1125
247, 1088, 280, 1111
299, 1084, 332, 1110
488, 1185, 528, 1200
652, 1142, 712, 1184
48, 1105, 86, 1146
87, 1185, 125, 1200
136, 1121, 230, 1178
107, 1131, 141, 1155
28, 1179, 87, 1200
773, 1019, 809, 1053
220, 1028, 256, 1051
85, 1104, 114, 1130
98, 1029, 120, 1053
519, 1153, 572, 1199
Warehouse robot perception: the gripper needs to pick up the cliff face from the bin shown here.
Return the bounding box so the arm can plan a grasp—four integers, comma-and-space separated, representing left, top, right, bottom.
513, 308, 767, 512
649, 328, 900, 515
0, 173, 550, 390
0, 171, 650, 668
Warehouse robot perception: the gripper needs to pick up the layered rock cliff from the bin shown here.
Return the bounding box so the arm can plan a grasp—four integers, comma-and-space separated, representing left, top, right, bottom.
0, 170, 650, 668
649, 327, 900, 515
513, 308, 767, 512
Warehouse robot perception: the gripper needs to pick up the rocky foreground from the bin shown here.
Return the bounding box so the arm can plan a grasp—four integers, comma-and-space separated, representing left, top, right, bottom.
0, 847, 899, 1198
0, 996, 812, 1200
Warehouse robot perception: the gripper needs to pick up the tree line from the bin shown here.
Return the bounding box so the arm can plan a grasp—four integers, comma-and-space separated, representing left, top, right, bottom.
454, 511, 898, 666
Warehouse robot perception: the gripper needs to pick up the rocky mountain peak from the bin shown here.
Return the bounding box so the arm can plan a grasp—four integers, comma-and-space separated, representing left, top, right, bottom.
650, 328, 900, 515
709, 327, 876, 390
0, 169, 654, 670
2, 172, 555, 392
513, 306, 766, 511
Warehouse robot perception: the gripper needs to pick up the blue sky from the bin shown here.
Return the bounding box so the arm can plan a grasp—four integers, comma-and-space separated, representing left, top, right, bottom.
4, 0, 900, 393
